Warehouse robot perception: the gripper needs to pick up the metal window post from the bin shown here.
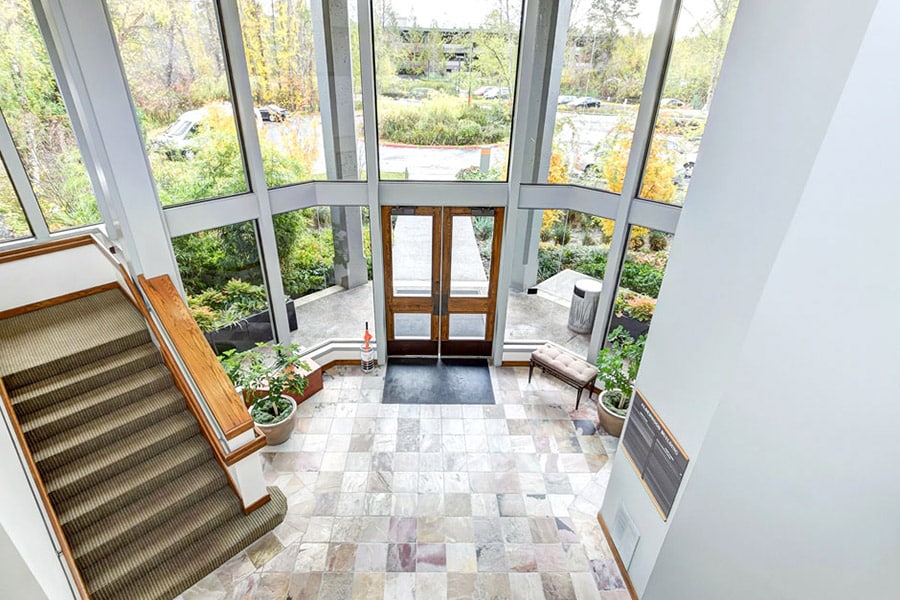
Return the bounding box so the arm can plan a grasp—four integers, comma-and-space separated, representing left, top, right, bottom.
587, 0, 681, 361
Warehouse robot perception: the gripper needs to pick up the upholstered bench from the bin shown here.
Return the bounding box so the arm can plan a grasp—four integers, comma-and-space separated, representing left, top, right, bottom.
528, 343, 599, 409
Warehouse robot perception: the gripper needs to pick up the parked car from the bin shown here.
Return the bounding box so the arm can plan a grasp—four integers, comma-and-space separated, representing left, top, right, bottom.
472, 85, 497, 97
484, 86, 510, 99
152, 109, 205, 159
153, 103, 257, 159
660, 97, 685, 108
557, 94, 577, 105
567, 96, 602, 109
258, 104, 289, 122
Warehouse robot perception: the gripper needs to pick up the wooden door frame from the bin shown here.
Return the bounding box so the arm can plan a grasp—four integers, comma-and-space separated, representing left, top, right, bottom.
382, 206, 504, 357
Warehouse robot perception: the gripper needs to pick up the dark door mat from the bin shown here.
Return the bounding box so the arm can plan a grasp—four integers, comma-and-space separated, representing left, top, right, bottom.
383, 357, 495, 404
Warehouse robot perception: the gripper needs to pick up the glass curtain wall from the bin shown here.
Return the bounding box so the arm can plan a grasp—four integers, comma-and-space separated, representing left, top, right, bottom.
372, 0, 523, 181
640, 0, 738, 205
238, 0, 325, 186
547, 0, 661, 189
0, 155, 30, 241
0, 0, 740, 356
173, 221, 276, 354
606, 226, 672, 345
107, 0, 248, 206
277, 205, 375, 347
0, 0, 100, 232
236, 0, 367, 184
506, 211, 614, 356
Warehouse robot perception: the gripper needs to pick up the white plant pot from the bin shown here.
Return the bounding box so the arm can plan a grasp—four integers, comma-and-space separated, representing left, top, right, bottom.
250, 395, 297, 446
598, 390, 628, 437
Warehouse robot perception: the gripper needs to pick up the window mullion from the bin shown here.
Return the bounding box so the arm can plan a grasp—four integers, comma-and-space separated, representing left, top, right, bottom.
217, 0, 291, 342
588, 0, 681, 361
0, 111, 51, 240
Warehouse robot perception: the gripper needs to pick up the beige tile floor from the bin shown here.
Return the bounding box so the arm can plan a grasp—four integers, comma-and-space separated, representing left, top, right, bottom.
178, 365, 628, 600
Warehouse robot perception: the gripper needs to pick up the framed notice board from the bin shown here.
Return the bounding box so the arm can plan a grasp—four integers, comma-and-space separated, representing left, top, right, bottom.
621, 389, 689, 520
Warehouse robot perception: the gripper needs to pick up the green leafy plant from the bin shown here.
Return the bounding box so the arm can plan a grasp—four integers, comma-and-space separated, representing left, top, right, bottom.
249, 395, 295, 425
218, 343, 310, 424
596, 326, 646, 417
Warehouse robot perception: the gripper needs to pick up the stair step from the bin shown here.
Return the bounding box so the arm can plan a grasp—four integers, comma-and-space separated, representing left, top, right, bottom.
11, 342, 163, 416
32, 388, 184, 471
56, 435, 212, 534
83, 487, 241, 599
0, 289, 150, 390
70, 460, 227, 565
20, 364, 172, 443
45, 410, 200, 504
105, 487, 287, 600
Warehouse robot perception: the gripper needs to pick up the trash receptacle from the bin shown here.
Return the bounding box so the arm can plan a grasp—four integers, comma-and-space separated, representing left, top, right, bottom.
567, 278, 603, 333
360, 343, 376, 373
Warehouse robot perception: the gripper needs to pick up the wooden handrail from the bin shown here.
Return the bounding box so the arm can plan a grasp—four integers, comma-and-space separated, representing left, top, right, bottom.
0, 378, 91, 599
138, 274, 254, 440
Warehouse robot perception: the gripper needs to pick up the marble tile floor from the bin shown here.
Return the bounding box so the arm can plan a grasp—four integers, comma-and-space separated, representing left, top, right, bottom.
178, 365, 628, 600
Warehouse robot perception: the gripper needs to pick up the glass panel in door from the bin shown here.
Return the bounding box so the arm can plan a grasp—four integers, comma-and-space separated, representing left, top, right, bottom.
441, 207, 504, 356
383, 206, 440, 355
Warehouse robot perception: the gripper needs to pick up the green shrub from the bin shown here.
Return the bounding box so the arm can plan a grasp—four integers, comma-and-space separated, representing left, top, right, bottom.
379, 97, 510, 146
620, 261, 664, 298
614, 290, 656, 322
549, 221, 571, 245
186, 278, 269, 332
537, 244, 608, 282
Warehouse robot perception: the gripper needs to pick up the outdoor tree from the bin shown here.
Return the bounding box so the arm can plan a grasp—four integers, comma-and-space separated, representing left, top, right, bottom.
472, 1, 520, 92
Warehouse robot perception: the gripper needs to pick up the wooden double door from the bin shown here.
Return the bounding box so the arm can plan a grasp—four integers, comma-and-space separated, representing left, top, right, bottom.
382, 206, 504, 357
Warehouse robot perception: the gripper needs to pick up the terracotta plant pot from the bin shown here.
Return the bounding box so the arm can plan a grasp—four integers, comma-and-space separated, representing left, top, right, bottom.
250, 395, 297, 446
598, 390, 627, 437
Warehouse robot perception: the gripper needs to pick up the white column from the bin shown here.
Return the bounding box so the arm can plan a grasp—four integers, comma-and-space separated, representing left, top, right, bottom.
507, 0, 572, 293
312, 0, 368, 289
357, 0, 388, 364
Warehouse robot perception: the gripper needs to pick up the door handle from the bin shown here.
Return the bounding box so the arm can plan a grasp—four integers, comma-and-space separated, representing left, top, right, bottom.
432, 294, 448, 315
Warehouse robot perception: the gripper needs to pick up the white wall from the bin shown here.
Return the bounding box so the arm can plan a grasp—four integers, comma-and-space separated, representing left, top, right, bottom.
0, 524, 49, 600
0, 244, 119, 312
0, 426, 73, 599
642, 2, 900, 596
599, 0, 879, 593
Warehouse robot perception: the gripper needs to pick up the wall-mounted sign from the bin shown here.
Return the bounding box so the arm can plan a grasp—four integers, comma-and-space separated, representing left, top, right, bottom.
621, 389, 689, 520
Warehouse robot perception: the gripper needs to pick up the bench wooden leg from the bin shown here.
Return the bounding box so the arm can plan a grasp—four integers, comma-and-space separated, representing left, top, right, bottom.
528, 359, 535, 383
576, 386, 583, 410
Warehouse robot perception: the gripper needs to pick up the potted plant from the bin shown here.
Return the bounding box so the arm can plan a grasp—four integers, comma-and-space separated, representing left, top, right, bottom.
596, 326, 646, 437
218, 342, 309, 445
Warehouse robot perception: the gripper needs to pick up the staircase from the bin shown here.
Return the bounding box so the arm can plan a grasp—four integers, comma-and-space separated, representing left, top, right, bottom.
0, 288, 286, 600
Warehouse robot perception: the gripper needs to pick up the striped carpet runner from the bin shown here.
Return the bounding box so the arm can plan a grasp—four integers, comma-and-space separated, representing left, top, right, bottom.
0, 288, 285, 599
